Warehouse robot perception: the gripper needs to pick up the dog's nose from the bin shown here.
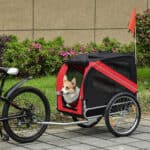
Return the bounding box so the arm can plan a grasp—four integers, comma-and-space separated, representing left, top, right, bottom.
61, 91, 63, 95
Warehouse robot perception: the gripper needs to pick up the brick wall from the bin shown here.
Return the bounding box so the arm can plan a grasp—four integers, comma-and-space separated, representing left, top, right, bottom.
0, 0, 149, 45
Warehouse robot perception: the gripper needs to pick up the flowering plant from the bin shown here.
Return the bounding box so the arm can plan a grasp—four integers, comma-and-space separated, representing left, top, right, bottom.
31, 42, 42, 50
2, 35, 138, 77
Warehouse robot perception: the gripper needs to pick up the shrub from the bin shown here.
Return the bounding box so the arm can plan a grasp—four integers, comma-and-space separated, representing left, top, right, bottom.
0, 35, 144, 77
136, 8, 150, 66
0, 35, 16, 65
99, 37, 134, 53
2, 37, 64, 77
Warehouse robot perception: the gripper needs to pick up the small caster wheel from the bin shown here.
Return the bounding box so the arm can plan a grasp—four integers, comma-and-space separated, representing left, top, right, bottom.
2, 134, 9, 141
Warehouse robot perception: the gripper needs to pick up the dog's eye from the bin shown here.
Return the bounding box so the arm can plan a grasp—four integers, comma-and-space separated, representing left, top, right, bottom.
66, 87, 69, 90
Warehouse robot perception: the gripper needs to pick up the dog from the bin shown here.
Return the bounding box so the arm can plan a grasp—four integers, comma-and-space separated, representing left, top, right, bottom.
61, 75, 80, 106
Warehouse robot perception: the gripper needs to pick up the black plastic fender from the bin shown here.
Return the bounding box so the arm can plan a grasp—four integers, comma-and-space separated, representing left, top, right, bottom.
4, 76, 32, 98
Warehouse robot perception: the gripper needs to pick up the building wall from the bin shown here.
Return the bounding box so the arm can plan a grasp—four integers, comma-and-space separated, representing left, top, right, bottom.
0, 0, 149, 45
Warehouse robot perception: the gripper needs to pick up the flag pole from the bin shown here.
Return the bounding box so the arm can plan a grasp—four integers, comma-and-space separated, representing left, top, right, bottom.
134, 26, 137, 64
128, 8, 137, 64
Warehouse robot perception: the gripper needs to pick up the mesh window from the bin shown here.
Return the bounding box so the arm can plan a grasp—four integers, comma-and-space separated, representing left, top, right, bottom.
66, 65, 83, 87
61, 65, 83, 107
84, 68, 129, 109
104, 57, 136, 83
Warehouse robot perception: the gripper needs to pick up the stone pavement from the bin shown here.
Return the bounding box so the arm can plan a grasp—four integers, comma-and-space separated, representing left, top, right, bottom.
1, 116, 150, 150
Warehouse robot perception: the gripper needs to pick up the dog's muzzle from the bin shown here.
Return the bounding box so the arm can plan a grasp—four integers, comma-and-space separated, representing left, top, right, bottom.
56, 91, 62, 96
56, 91, 68, 96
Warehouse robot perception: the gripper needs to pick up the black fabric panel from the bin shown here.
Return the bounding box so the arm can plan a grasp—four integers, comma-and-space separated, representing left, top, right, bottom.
65, 54, 89, 66
86, 107, 105, 117
66, 52, 137, 83
84, 68, 129, 108
104, 56, 137, 83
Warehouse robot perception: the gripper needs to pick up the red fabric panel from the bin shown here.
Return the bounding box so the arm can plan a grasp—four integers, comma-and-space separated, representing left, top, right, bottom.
79, 62, 96, 99
56, 63, 83, 115
56, 64, 68, 92
56, 60, 137, 116
93, 61, 138, 93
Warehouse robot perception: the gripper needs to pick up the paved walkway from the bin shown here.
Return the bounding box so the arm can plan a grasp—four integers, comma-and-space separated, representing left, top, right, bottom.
1, 116, 150, 150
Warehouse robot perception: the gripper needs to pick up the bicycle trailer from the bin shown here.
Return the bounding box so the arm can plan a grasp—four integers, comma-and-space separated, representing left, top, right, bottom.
55, 52, 141, 136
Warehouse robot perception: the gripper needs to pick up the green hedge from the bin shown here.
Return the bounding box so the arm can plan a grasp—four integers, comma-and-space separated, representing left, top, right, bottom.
0, 35, 15, 66
2, 36, 64, 76
1, 36, 135, 77
137, 8, 150, 66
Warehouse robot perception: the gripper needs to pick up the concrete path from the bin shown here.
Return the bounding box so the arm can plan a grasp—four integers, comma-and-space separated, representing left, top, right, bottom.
1, 116, 150, 150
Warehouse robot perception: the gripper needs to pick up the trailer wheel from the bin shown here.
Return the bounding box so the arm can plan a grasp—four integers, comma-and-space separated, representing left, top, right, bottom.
105, 92, 141, 137
72, 116, 102, 128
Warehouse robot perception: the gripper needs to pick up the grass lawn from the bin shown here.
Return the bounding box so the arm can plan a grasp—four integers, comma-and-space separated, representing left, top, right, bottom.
137, 67, 150, 112
2, 76, 57, 114
1, 67, 150, 116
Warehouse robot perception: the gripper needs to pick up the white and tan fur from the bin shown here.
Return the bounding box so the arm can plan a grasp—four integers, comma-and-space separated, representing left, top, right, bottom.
61, 75, 80, 105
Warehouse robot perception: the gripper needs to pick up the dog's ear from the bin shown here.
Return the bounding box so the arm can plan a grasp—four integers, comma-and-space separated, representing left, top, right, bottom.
63, 75, 68, 82
71, 78, 76, 87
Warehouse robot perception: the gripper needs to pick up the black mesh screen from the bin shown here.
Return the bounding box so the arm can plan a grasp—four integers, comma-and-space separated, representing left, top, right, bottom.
103, 57, 137, 83
84, 68, 129, 108
67, 52, 137, 83
66, 65, 83, 87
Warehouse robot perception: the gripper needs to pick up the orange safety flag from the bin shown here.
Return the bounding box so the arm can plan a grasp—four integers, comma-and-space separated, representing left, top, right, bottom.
128, 8, 136, 34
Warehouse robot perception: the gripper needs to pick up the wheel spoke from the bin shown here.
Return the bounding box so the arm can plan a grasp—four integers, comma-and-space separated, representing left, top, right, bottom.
105, 93, 141, 136
3, 87, 50, 143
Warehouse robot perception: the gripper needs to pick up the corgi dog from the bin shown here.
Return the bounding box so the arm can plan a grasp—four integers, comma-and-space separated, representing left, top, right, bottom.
61, 75, 80, 105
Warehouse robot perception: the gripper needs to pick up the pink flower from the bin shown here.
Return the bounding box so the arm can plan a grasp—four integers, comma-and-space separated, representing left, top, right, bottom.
31, 42, 42, 50
60, 51, 69, 57
69, 49, 76, 55
36, 43, 42, 50
93, 48, 97, 53
79, 47, 84, 51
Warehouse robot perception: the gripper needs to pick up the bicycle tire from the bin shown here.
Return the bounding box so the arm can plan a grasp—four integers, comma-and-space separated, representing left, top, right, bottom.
2, 86, 50, 143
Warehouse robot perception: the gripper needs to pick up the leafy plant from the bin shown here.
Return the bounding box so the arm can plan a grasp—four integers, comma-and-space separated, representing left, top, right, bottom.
136, 8, 150, 66
3, 37, 64, 77
1, 31, 148, 77
0, 35, 16, 65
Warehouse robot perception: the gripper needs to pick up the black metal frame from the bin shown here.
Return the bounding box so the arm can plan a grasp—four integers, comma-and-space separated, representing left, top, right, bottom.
0, 73, 31, 122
